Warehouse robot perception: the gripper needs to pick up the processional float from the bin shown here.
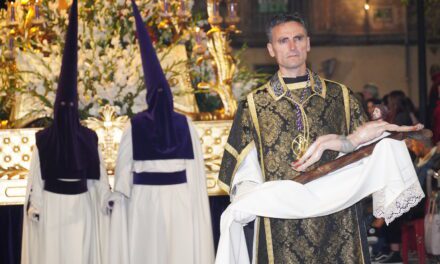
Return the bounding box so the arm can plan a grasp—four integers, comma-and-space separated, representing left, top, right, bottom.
0, 0, 242, 204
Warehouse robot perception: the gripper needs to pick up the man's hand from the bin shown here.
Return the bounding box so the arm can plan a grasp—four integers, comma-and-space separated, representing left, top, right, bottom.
291, 121, 423, 172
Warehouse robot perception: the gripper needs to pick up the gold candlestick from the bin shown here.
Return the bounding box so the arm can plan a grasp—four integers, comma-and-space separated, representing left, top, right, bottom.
225, 1, 240, 32
195, 0, 240, 118
207, 0, 222, 26
7, 2, 18, 25
192, 26, 206, 54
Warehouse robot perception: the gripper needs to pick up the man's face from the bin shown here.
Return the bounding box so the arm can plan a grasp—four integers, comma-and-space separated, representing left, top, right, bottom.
363, 90, 373, 100
267, 21, 310, 73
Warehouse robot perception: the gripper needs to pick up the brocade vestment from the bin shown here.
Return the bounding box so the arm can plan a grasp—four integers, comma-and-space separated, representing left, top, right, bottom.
218, 71, 370, 263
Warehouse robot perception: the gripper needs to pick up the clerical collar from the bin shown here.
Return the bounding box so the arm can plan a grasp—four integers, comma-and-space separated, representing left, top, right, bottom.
268, 70, 327, 101
283, 75, 308, 84
283, 73, 309, 90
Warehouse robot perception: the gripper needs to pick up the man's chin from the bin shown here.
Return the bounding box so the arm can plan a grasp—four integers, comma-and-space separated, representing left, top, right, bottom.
282, 63, 306, 71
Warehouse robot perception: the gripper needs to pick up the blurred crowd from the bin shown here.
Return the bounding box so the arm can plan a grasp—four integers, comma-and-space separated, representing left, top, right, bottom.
356, 65, 440, 264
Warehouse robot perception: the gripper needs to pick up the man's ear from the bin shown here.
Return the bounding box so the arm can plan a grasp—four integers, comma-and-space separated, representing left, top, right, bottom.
267, 42, 275, 57
306, 36, 311, 52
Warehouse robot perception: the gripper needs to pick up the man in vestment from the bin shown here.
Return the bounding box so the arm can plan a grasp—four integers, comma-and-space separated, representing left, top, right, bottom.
218, 13, 371, 263
108, 1, 215, 263
21, 1, 111, 263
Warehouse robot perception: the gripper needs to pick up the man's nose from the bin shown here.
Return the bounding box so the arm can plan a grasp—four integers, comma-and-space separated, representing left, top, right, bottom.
288, 40, 297, 50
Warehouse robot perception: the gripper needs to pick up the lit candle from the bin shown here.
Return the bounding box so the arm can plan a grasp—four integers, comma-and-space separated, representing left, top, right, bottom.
195, 27, 201, 44
212, 0, 219, 16
364, 3, 370, 11
35, 0, 40, 19
9, 37, 14, 51
227, 2, 237, 18
10, 2, 15, 22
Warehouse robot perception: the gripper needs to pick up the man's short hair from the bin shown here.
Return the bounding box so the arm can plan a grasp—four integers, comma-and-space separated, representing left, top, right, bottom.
266, 13, 308, 42
363, 83, 379, 99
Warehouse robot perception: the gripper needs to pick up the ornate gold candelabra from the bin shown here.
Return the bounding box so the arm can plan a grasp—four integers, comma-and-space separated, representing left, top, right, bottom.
193, 0, 240, 118
157, 0, 192, 36
1, 0, 44, 54
146, 0, 240, 119
1, 0, 44, 128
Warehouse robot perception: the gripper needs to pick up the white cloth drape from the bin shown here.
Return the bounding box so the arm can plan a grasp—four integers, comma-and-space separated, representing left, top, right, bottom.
215, 138, 425, 264
109, 119, 215, 264
21, 148, 111, 264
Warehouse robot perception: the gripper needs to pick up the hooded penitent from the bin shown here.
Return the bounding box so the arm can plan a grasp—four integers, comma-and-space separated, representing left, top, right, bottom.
35, 0, 100, 194
130, 0, 193, 161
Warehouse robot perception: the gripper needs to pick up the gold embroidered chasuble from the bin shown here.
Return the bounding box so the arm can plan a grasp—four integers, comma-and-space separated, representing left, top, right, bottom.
218, 71, 370, 264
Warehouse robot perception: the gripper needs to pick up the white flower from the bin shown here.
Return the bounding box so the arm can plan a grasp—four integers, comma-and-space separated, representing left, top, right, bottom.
132, 89, 147, 113
88, 106, 99, 117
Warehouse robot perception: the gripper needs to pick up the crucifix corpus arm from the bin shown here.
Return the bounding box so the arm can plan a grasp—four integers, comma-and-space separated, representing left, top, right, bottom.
291, 121, 427, 184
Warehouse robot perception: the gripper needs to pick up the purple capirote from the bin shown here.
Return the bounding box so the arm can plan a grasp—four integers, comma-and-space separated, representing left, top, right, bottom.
130, 0, 194, 161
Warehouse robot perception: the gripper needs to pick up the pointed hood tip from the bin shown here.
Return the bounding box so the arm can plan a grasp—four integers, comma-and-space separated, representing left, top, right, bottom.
131, 0, 173, 110
131, 0, 196, 158
54, 0, 79, 113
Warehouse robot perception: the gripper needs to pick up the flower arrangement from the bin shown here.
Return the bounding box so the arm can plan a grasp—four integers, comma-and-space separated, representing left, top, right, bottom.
1, 0, 266, 126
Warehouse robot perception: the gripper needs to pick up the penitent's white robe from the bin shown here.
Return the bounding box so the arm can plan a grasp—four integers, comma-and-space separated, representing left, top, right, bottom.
109, 119, 215, 264
21, 148, 111, 264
